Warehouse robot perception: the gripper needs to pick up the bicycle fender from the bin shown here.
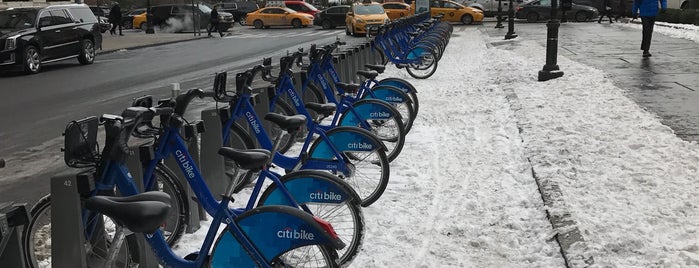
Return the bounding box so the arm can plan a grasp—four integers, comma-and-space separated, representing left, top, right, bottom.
362, 85, 409, 104
308, 126, 387, 159
339, 99, 403, 127
258, 170, 361, 206
210, 205, 343, 267
375, 77, 418, 94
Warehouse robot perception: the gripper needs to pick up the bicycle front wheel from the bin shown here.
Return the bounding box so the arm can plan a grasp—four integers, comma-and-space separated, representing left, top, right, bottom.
405, 46, 439, 79
339, 99, 406, 163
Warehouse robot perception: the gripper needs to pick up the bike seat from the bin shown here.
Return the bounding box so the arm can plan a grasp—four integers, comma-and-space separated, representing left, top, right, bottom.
305, 102, 336, 117
408, 31, 421, 38
364, 64, 385, 73
336, 82, 360, 94
84, 192, 171, 234
264, 113, 306, 133
357, 70, 379, 81
218, 148, 271, 171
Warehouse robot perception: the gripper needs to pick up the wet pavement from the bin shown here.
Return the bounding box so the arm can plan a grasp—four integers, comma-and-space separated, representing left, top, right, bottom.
98, 29, 206, 54
480, 20, 699, 143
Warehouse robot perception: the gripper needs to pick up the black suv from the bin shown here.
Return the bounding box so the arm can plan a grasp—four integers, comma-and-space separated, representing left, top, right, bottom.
215, 1, 260, 25
149, 3, 234, 32
0, 4, 103, 74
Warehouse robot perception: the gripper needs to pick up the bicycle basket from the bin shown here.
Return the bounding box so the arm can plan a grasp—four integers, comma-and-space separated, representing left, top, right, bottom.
63, 116, 99, 168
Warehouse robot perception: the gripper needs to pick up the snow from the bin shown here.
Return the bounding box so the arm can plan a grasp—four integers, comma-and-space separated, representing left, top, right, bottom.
167, 22, 699, 267
618, 20, 699, 43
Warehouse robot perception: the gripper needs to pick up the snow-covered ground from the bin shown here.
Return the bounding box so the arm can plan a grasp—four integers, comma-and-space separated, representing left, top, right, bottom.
167, 22, 699, 267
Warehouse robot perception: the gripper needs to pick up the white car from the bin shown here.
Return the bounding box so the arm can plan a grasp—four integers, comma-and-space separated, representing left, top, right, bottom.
460, 0, 525, 16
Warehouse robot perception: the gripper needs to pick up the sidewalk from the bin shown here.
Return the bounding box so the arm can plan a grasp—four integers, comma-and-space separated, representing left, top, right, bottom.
98, 29, 207, 54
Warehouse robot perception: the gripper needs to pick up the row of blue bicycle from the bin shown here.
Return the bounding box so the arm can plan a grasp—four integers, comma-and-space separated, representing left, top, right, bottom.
19, 12, 452, 268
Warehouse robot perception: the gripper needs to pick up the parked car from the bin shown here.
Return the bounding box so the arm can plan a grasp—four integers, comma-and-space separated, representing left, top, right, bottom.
133, 11, 147, 30
0, 4, 102, 74
313, 5, 350, 29
122, 8, 146, 29
382, 2, 411, 20
215, 1, 260, 25
88, 5, 111, 33
346, 1, 389, 36
412, 0, 484, 24
246, 6, 315, 28
149, 3, 234, 32
515, 0, 598, 22
460, 0, 525, 17
282, 0, 321, 16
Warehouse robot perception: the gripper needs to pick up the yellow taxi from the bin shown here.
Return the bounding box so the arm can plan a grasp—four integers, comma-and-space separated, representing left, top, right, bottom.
246, 6, 314, 28
382, 2, 412, 21
133, 12, 148, 30
345, 1, 390, 36
411, 0, 484, 24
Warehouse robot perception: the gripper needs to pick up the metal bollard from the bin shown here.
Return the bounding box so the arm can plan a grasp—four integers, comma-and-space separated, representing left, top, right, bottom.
363, 42, 373, 67
345, 49, 355, 83
200, 107, 229, 198
337, 52, 350, 83
0, 202, 30, 268
357, 44, 366, 73
50, 170, 93, 268
353, 47, 361, 82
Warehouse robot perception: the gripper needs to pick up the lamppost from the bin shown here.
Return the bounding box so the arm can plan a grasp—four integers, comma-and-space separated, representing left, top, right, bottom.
504, 0, 517, 39
537, 0, 564, 81
495, 0, 504, 28
146, 0, 155, 34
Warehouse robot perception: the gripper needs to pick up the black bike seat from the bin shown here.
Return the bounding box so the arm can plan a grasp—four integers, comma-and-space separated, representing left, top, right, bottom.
305, 102, 336, 117
264, 113, 306, 133
84, 192, 171, 234
336, 82, 360, 94
218, 147, 271, 171
364, 64, 385, 73
357, 70, 379, 81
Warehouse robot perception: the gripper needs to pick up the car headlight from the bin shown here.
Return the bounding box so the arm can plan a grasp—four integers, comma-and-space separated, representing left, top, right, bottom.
5, 35, 19, 51
356, 18, 364, 23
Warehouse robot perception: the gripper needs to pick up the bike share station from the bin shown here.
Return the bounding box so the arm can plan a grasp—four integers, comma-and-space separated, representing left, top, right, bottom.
10, 38, 384, 268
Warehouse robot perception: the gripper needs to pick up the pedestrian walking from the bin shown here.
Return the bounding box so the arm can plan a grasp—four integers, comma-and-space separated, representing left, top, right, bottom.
614, 0, 627, 21
632, 0, 667, 57
109, 2, 123, 36
598, 0, 614, 23
207, 5, 224, 37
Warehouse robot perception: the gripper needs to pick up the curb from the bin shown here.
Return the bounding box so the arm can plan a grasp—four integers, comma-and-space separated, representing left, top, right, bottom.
97, 36, 208, 55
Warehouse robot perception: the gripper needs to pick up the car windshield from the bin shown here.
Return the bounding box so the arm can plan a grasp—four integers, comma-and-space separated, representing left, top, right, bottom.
198, 4, 213, 13
0, 10, 36, 34
281, 7, 298, 13
354, 4, 384, 15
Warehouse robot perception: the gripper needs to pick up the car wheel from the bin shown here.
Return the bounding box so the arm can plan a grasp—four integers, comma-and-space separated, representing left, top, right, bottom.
23, 45, 41, 74
254, 20, 264, 29
78, 39, 95, 65
461, 14, 473, 24
575, 11, 590, 22
322, 19, 332, 29
526, 12, 539, 22
140, 22, 147, 30
239, 16, 247, 26
291, 19, 302, 28
123, 21, 133, 29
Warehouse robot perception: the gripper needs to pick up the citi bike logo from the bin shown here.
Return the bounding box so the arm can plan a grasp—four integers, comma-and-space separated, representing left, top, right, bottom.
329, 69, 339, 82
175, 150, 195, 179
287, 88, 301, 107
348, 142, 373, 150
277, 227, 315, 240
316, 74, 329, 90
246, 112, 261, 134
369, 111, 390, 118
385, 96, 403, 102
309, 190, 342, 201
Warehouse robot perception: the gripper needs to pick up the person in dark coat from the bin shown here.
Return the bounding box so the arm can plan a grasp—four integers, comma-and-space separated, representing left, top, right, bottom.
207, 5, 224, 37
632, 0, 667, 57
598, 0, 614, 23
109, 2, 123, 36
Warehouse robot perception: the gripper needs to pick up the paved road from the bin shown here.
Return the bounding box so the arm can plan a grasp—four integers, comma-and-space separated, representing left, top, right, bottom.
481, 20, 699, 142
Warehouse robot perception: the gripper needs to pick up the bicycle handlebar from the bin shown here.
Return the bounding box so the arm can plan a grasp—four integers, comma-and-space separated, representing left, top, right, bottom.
116, 107, 174, 158
173, 88, 216, 116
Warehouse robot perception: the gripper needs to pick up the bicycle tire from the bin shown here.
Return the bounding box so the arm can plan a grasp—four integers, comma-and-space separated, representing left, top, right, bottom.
338, 99, 406, 163
257, 170, 365, 266
374, 77, 420, 118
307, 127, 390, 207
224, 121, 258, 193
22, 195, 138, 268
405, 46, 439, 79
268, 98, 298, 154
22, 166, 187, 268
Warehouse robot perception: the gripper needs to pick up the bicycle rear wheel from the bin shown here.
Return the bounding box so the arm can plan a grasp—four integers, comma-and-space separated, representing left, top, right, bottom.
405, 46, 439, 79
339, 99, 406, 163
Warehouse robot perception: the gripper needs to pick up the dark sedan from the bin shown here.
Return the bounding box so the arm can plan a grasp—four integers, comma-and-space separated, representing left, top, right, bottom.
515, 0, 599, 22
313, 5, 350, 29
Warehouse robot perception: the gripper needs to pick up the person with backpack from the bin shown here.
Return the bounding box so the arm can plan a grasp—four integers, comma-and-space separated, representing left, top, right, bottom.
632, 0, 667, 57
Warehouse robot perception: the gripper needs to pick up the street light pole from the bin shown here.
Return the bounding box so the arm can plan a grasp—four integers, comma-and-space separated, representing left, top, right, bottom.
538, 0, 564, 81
146, 0, 155, 34
495, 0, 504, 28
504, 0, 517, 39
